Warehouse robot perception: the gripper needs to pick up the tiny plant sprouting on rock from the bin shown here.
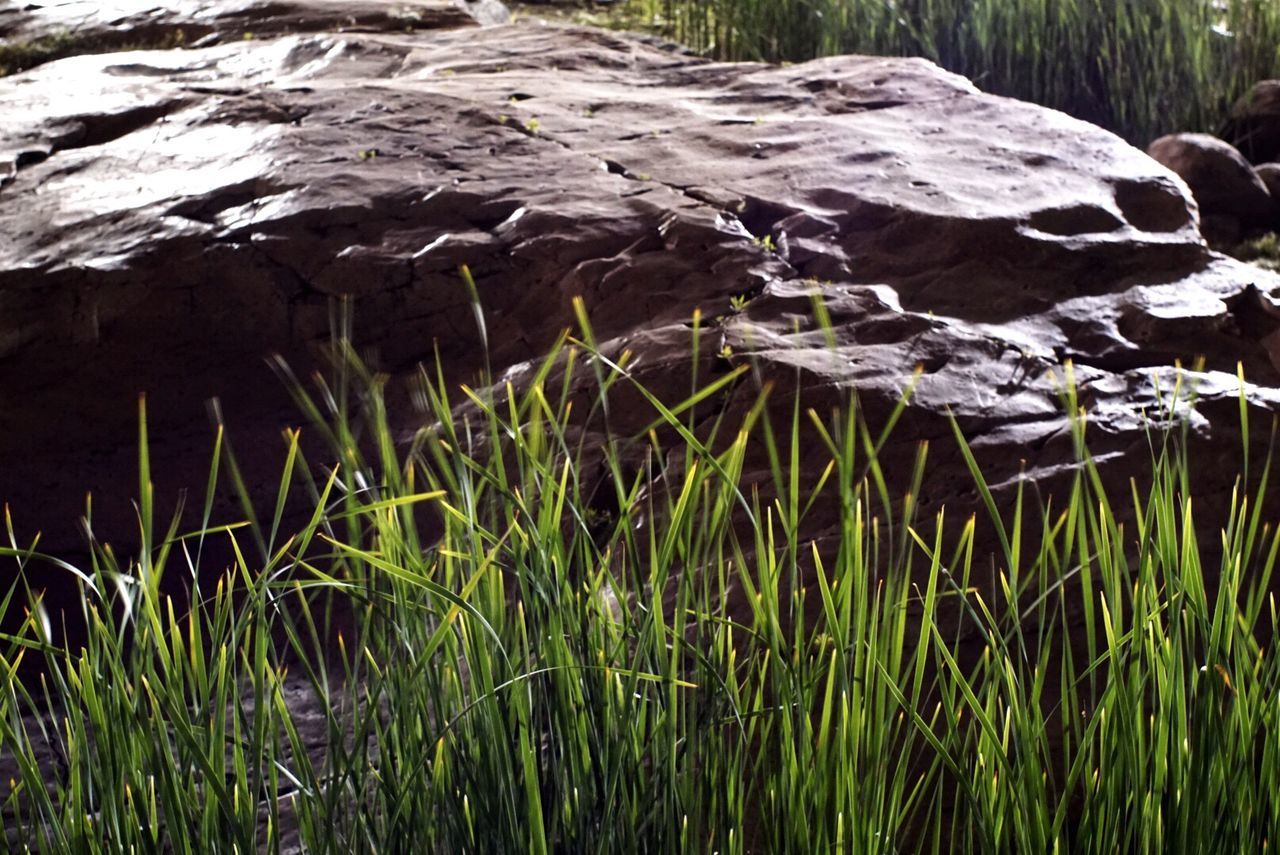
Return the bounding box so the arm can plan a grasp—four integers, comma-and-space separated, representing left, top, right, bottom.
752, 234, 776, 252
729, 294, 750, 312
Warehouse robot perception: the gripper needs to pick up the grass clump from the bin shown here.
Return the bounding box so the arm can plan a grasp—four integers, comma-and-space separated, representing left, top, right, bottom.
618, 0, 1280, 145
0, 29, 188, 77
0, 32, 94, 77
1231, 231, 1280, 271
0, 297, 1279, 851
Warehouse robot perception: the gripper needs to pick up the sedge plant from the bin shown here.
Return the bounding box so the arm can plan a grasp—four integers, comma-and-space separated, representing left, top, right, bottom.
0, 293, 1277, 851
622, 0, 1280, 146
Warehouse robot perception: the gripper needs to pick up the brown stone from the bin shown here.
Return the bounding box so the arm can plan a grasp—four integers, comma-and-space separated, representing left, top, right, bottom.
1220, 79, 1280, 165
1256, 162, 1280, 206
1147, 132, 1273, 223
1201, 213, 1244, 247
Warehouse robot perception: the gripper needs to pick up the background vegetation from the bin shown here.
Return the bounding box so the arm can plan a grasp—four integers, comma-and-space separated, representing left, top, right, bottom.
618, 0, 1280, 145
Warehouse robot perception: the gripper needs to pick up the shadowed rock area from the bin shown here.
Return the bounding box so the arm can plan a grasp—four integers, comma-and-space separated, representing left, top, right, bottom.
2, 0, 1279, 577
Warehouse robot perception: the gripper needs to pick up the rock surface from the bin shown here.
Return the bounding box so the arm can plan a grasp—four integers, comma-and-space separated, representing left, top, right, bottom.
1147, 132, 1274, 231
1257, 162, 1280, 201
0, 0, 506, 51
1221, 79, 1280, 166
2, 0, 1280, 579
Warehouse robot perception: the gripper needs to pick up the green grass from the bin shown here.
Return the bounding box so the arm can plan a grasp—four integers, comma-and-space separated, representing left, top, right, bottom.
0, 32, 94, 77
0, 29, 191, 78
1232, 231, 1280, 271
614, 0, 1280, 145
1, 294, 1279, 852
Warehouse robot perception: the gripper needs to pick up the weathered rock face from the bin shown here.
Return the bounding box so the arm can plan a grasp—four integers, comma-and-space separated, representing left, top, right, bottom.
3, 1, 1280, 571
1221, 79, 1280, 166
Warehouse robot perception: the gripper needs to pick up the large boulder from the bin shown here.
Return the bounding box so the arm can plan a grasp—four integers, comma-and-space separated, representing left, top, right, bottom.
1220, 79, 1280, 165
1147, 132, 1274, 241
2, 1, 1279, 578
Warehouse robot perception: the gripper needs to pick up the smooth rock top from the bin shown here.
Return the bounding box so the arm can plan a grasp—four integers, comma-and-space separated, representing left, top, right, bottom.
1, 8, 1279, 558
